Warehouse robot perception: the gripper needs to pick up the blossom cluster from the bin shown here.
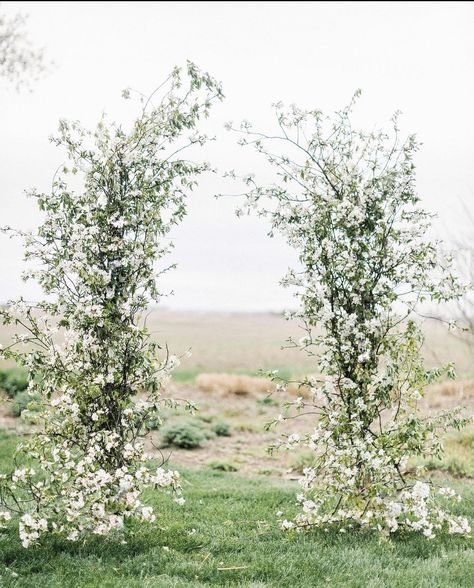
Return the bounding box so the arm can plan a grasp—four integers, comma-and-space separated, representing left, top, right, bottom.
229, 95, 471, 537
0, 62, 223, 546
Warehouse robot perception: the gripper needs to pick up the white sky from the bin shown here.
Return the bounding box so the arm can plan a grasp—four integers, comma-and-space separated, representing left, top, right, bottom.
1, 1, 473, 311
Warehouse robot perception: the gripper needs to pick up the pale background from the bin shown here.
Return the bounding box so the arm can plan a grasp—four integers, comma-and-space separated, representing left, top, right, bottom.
1, 1, 473, 311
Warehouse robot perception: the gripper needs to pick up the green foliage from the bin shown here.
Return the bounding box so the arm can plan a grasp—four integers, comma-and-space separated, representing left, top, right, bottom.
9, 391, 40, 418
234, 421, 260, 433
443, 458, 471, 479
257, 395, 278, 407
452, 431, 474, 449
212, 420, 231, 437
419, 428, 474, 479
0, 368, 28, 399
425, 457, 472, 479
208, 460, 238, 472
162, 420, 207, 449
258, 467, 276, 476
172, 368, 202, 383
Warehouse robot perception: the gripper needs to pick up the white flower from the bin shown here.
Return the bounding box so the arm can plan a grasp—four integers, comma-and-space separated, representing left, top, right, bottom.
298, 336, 311, 348
141, 506, 155, 523
448, 517, 471, 535
67, 529, 79, 541
96, 194, 107, 208
281, 519, 295, 530
286, 433, 301, 448
438, 487, 456, 499
412, 481, 430, 500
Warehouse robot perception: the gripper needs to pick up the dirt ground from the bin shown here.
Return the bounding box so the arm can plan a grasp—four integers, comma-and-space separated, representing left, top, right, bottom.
3, 375, 474, 479
1, 308, 473, 478
154, 377, 474, 477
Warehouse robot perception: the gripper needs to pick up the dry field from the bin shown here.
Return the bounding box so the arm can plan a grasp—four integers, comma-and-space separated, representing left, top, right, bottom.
1, 310, 473, 478
3, 372, 474, 478
0, 309, 471, 376
143, 310, 474, 378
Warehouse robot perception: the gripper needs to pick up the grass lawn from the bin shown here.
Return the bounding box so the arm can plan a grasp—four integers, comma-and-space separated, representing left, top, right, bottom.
1, 430, 474, 587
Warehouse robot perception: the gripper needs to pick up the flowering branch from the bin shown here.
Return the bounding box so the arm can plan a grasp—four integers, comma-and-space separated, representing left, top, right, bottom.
0, 61, 223, 547
228, 95, 470, 538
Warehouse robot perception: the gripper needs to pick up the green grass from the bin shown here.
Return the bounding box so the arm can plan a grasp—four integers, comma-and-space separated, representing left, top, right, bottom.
172, 367, 259, 384
414, 427, 474, 480
172, 368, 204, 383
1, 430, 474, 587
172, 366, 298, 384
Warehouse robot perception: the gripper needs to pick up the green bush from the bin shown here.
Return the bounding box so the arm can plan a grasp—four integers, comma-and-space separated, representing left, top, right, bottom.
208, 460, 238, 472
444, 457, 472, 478
161, 420, 206, 449
0, 368, 29, 399
213, 420, 231, 437
9, 391, 40, 418
202, 428, 216, 440
256, 395, 278, 407
425, 457, 473, 479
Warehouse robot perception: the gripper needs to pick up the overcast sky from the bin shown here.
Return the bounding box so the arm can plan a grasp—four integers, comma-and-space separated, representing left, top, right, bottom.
1, 1, 473, 311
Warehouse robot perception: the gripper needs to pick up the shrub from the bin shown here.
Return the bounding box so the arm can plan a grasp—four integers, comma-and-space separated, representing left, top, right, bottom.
444, 457, 471, 478
162, 420, 206, 449
257, 395, 278, 407
258, 467, 275, 476
0, 368, 29, 398
213, 420, 231, 437
208, 461, 238, 472
144, 414, 163, 431
9, 391, 39, 418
